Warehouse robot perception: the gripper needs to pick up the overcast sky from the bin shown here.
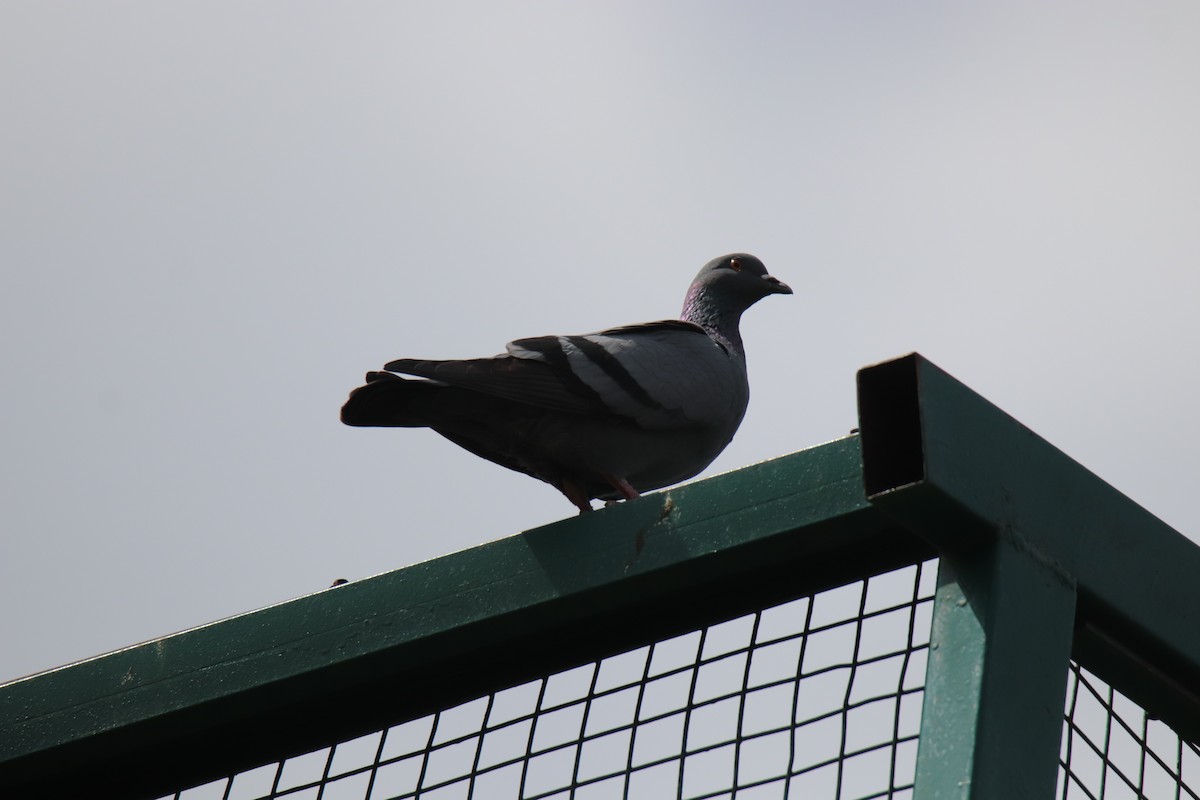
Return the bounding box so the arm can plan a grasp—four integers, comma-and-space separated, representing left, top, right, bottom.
2, 1, 1198, 684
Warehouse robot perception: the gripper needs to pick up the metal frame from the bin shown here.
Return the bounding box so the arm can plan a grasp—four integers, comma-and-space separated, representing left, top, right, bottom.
859, 354, 1200, 799
2, 353, 1197, 800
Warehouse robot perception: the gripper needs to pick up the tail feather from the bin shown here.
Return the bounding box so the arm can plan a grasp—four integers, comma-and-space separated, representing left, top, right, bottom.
341, 373, 442, 427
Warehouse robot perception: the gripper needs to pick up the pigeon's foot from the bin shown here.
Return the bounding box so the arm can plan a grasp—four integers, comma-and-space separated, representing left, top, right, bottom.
604, 476, 641, 501
559, 479, 595, 515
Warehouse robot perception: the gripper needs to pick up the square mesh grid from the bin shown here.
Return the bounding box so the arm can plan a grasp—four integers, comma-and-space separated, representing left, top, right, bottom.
162, 559, 937, 800
1059, 661, 1200, 800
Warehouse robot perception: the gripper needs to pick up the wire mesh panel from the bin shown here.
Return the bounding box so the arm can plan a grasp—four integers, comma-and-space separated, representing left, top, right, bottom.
1059, 661, 1200, 800
159, 559, 936, 800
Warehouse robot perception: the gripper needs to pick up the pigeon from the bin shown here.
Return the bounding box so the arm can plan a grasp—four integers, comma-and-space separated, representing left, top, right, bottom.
341, 253, 791, 513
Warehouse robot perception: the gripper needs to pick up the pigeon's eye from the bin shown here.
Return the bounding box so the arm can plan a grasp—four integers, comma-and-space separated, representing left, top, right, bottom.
729, 258, 742, 272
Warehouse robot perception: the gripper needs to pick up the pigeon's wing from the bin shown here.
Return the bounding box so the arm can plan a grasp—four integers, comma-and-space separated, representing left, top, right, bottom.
384, 321, 743, 429
507, 320, 745, 429
382, 354, 605, 415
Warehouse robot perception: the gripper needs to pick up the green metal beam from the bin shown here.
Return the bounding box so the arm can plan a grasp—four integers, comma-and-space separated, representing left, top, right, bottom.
912, 540, 1076, 799
858, 353, 1200, 799
0, 436, 929, 800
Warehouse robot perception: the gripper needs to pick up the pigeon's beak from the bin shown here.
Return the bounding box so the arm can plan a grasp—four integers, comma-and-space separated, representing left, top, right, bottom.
764, 275, 793, 295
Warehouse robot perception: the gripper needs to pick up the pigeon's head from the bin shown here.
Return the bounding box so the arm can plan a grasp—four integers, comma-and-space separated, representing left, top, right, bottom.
689, 253, 792, 311
681, 253, 791, 346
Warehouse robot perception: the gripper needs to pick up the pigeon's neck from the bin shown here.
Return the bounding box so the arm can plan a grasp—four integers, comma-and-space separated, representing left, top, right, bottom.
682, 285, 745, 354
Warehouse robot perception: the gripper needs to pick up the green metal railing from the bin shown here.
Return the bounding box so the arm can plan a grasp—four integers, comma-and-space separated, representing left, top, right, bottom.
1, 353, 1197, 799
192, 557, 936, 800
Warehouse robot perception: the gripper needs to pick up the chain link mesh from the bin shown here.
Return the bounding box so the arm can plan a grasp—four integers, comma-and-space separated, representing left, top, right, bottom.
161, 559, 937, 800
1059, 661, 1200, 800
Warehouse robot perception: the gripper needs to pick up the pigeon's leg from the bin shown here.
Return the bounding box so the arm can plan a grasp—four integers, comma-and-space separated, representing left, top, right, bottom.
558, 479, 594, 515
604, 476, 641, 501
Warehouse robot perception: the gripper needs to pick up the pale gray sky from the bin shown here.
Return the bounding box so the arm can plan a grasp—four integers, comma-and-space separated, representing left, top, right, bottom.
2, 1, 1198, 683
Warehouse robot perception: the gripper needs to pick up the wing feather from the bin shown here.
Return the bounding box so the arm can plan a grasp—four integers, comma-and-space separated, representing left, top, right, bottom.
382, 319, 746, 429
512, 320, 745, 428
383, 354, 602, 414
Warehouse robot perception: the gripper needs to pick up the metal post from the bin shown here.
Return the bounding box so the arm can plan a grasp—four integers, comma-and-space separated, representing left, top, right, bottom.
916, 540, 1076, 799
859, 354, 1079, 799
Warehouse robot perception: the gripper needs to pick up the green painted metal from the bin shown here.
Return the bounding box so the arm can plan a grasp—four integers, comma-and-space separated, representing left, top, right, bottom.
0, 436, 929, 800
912, 541, 1076, 799
858, 353, 1200, 798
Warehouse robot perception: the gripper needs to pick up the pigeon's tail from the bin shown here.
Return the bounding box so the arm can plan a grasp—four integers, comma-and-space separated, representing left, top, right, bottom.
341, 372, 444, 427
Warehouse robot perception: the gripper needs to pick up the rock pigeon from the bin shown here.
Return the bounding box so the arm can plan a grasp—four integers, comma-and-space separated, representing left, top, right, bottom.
341, 253, 791, 513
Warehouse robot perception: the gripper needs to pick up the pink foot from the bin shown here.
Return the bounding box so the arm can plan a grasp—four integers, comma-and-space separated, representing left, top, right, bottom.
559, 480, 594, 514
604, 476, 641, 501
